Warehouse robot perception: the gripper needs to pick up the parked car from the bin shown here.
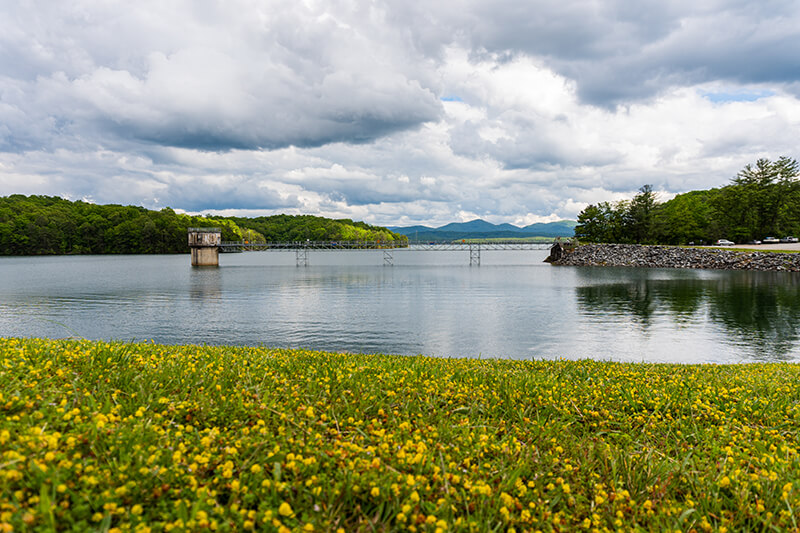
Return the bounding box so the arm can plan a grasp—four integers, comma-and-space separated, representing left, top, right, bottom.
781, 236, 799, 243
747, 240, 762, 245
763, 237, 780, 244
715, 239, 735, 246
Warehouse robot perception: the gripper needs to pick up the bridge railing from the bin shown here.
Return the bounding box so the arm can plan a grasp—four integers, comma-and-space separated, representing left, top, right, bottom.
219, 240, 410, 250
218, 240, 558, 251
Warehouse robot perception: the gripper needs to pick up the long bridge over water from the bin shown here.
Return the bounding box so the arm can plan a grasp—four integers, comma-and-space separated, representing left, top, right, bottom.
188, 227, 564, 266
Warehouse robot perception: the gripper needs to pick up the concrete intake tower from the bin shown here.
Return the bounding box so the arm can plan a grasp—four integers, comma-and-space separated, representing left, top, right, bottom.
188, 228, 221, 266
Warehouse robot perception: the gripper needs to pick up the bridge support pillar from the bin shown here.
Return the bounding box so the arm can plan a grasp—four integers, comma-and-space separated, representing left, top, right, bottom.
296, 247, 309, 267
383, 249, 394, 266
188, 228, 222, 266
469, 244, 481, 266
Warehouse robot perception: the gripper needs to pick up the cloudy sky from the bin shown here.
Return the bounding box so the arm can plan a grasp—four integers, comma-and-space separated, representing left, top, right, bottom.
2, 0, 800, 227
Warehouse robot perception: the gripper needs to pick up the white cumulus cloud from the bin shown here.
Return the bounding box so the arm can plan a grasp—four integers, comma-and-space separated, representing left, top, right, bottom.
2, 0, 800, 226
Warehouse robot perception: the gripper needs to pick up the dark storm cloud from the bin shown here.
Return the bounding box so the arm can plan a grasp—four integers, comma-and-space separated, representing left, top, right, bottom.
105, 109, 440, 152
0, 1, 442, 153
163, 186, 294, 212
3, 0, 798, 153
562, 5, 800, 106
397, 0, 800, 107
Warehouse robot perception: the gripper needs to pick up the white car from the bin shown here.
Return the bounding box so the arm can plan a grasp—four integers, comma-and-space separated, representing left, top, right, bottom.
715, 239, 734, 246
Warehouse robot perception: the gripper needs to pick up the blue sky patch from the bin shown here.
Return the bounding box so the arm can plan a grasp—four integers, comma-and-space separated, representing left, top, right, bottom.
440, 96, 463, 102
701, 89, 775, 103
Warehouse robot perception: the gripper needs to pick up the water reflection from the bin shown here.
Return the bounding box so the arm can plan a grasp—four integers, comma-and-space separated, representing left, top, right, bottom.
709, 273, 800, 360
189, 268, 223, 300
576, 278, 706, 327
575, 268, 800, 359
3, 254, 800, 363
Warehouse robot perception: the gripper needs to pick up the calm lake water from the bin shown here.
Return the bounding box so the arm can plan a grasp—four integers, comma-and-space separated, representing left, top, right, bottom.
2, 249, 800, 363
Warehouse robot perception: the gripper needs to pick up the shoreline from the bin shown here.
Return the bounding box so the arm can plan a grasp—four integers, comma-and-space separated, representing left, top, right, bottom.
550, 243, 800, 272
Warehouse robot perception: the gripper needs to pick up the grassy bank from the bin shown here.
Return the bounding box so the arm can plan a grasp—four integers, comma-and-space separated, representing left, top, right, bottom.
2, 338, 800, 532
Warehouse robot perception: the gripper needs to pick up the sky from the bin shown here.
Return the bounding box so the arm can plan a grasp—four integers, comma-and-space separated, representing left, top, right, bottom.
2, 0, 800, 227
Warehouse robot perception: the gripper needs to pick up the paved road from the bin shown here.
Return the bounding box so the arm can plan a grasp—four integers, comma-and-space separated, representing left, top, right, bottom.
708, 242, 800, 251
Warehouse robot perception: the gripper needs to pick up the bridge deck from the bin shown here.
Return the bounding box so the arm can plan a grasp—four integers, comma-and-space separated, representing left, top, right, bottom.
218, 240, 555, 251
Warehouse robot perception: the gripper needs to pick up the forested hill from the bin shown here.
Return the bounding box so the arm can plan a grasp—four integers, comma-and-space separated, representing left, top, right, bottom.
574, 157, 800, 245
0, 195, 406, 255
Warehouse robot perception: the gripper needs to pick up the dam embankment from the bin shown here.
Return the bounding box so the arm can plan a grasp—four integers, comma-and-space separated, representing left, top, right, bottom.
549, 243, 800, 272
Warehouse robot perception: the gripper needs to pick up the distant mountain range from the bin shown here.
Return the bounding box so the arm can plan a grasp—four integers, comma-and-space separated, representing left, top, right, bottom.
388, 219, 577, 242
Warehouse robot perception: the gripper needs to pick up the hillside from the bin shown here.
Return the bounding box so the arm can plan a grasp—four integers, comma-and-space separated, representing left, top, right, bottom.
0, 195, 406, 255
389, 219, 577, 241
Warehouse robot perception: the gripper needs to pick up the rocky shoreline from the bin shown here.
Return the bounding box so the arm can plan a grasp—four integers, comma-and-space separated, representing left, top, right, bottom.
549, 243, 800, 272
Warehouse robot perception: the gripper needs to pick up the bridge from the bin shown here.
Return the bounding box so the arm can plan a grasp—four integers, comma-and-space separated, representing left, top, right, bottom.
188, 227, 563, 266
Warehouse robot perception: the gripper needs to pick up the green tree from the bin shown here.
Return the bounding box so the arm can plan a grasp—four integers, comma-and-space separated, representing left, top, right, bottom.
574, 157, 800, 245
720, 156, 800, 240
575, 201, 630, 243
653, 190, 717, 244
627, 184, 658, 243
575, 204, 606, 242
0, 195, 406, 255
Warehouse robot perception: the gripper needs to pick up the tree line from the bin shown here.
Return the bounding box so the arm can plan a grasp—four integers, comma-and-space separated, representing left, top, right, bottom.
575, 157, 800, 244
0, 195, 406, 255
227, 215, 401, 244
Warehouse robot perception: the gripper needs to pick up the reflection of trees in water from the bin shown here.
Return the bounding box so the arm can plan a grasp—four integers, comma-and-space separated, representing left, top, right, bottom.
574, 267, 706, 327
663, 281, 707, 321
708, 273, 800, 360
575, 269, 800, 359
577, 280, 660, 326
576, 279, 707, 327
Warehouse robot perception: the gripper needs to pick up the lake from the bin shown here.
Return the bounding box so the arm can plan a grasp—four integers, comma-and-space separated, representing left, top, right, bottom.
2, 249, 800, 363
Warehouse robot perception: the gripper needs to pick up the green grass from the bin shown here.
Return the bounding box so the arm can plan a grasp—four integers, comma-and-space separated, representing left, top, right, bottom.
2, 338, 800, 532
